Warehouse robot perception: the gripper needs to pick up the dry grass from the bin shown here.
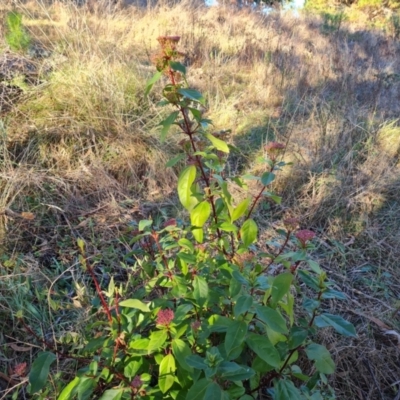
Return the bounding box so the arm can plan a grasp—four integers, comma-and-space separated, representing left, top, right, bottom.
0, 1, 400, 398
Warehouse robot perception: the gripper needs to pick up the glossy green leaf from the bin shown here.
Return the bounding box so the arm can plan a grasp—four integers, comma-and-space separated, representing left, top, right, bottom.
220, 222, 238, 232
119, 299, 150, 312
191, 201, 211, 243
205, 382, 229, 400
316, 313, 357, 337
178, 88, 205, 105
29, 351, 57, 394
98, 389, 124, 400
231, 198, 250, 222
288, 327, 308, 350
246, 333, 280, 368
270, 273, 293, 307
124, 357, 142, 379
130, 338, 150, 350
234, 295, 253, 317
274, 379, 303, 400
256, 305, 288, 334
225, 320, 247, 358
77, 377, 95, 400
186, 355, 207, 370
178, 238, 194, 253
169, 61, 186, 74
166, 153, 186, 168
160, 111, 179, 142
305, 344, 335, 374
208, 315, 234, 332
58, 377, 79, 400
240, 219, 258, 247
193, 276, 209, 308
148, 330, 168, 354
321, 289, 347, 300
172, 339, 193, 372
159, 354, 176, 393
178, 166, 197, 211
204, 133, 229, 153
145, 71, 162, 96
218, 361, 255, 381
307, 259, 322, 274
298, 270, 320, 291
260, 172, 275, 186
185, 378, 211, 400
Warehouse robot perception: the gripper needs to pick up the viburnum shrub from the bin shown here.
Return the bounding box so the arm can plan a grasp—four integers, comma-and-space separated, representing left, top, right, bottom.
26, 36, 356, 399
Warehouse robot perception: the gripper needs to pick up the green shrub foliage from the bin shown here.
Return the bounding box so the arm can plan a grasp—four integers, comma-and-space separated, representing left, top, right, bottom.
26, 36, 356, 400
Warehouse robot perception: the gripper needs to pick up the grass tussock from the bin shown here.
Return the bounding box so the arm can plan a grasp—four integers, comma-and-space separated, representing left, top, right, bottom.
0, 1, 400, 398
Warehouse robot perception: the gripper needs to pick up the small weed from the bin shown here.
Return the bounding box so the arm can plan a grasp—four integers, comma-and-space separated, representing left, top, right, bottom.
5, 11, 31, 52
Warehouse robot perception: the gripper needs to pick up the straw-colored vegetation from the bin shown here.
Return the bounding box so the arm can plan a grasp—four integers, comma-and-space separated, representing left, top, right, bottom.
0, 0, 400, 398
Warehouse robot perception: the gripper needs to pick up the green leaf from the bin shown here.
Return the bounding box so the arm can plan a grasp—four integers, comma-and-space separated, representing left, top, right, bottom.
138, 219, 153, 231
166, 153, 186, 168
190, 201, 211, 243
205, 382, 229, 400
234, 295, 253, 317
220, 222, 238, 232
169, 61, 186, 74
130, 338, 150, 350
159, 354, 176, 393
256, 305, 288, 334
119, 299, 150, 312
240, 219, 258, 247
174, 303, 194, 321
316, 313, 357, 337
160, 111, 179, 142
288, 327, 308, 350
185, 378, 211, 400
225, 320, 247, 358
218, 361, 255, 381
260, 172, 275, 186
145, 71, 162, 96
307, 259, 322, 274
204, 133, 230, 153
208, 315, 234, 333
29, 351, 57, 394
148, 330, 168, 354
189, 107, 202, 121
98, 389, 124, 400
270, 273, 293, 307
172, 339, 193, 372
190, 201, 211, 228
193, 276, 209, 308
305, 344, 335, 374
231, 198, 250, 222
77, 377, 95, 400
321, 289, 347, 300
58, 377, 79, 400
178, 166, 197, 211
268, 193, 282, 204
274, 379, 303, 400
186, 355, 207, 370
298, 270, 320, 291
178, 88, 205, 105
178, 238, 194, 253
246, 333, 280, 368
124, 357, 142, 379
